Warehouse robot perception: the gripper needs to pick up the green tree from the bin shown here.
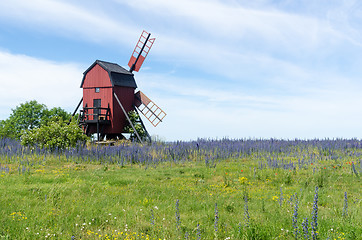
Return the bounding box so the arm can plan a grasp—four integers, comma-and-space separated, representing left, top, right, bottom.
21, 119, 88, 150
0, 119, 16, 139
42, 107, 71, 125
0, 100, 71, 139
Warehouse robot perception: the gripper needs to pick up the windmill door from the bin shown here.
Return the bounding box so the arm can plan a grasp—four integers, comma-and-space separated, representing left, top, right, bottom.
93, 99, 101, 120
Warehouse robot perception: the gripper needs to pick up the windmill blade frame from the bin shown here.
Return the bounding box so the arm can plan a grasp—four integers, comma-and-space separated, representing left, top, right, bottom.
134, 91, 166, 127
128, 30, 156, 73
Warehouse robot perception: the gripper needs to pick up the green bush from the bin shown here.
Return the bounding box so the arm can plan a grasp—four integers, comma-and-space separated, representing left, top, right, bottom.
21, 119, 88, 150
0, 100, 71, 139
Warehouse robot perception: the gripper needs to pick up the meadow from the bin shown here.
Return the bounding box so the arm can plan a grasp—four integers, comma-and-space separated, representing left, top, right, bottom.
0, 138, 361, 239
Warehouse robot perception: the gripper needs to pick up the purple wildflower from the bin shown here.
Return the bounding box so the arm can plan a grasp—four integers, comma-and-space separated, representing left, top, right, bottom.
150, 209, 154, 225
311, 186, 318, 240
244, 195, 250, 227
214, 203, 219, 233
342, 192, 348, 217
279, 187, 283, 207
351, 162, 359, 177
196, 223, 201, 240
302, 217, 309, 239
175, 199, 181, 230
292, 194, 299, 239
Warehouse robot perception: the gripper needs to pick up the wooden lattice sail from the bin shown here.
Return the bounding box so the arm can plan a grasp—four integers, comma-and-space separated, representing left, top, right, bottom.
128, 30, 155, 73
134, 91, 166, 127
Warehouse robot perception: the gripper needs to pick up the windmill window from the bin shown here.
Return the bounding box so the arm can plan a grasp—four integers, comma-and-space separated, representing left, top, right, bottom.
95, 88, 100, 93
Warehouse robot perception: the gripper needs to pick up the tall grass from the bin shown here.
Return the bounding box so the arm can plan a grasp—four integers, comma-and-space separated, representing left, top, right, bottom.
0, 138, 361, 239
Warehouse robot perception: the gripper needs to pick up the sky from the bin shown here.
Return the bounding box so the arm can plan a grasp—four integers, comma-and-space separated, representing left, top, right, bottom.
0, 0, 362, 141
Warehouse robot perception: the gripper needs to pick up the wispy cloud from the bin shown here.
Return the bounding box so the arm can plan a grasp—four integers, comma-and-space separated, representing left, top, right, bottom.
136, 64, 362, 140
112, 0, 362, 92
0, 0, 138, 45
0, 50, 83, 117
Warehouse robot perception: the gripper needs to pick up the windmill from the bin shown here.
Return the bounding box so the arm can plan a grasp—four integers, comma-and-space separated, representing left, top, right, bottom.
72, 30, 166, 142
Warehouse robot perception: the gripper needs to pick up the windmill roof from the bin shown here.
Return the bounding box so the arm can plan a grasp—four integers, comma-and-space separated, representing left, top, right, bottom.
80, 60, 137, 88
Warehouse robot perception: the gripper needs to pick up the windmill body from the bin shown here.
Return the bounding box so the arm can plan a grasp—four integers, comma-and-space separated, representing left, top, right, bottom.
79, 60, 137, 139
76, 31, 166, 141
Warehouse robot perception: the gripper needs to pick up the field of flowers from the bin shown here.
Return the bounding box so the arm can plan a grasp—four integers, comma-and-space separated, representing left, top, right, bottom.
0, 138, 361, 239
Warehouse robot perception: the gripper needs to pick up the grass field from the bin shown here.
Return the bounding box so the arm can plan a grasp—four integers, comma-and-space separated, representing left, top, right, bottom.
0, 138, 361, 239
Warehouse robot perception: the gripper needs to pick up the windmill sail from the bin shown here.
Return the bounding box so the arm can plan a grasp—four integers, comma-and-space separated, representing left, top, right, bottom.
128, 30, 155, 72
134, 91, 166, 127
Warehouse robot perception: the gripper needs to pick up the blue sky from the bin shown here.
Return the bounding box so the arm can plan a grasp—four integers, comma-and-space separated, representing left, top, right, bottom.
1, 0, 362, 141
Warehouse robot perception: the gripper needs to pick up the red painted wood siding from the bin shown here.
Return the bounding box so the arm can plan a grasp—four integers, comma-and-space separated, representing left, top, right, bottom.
112, 86, 135, 133
82, 64, 112, 88
83, 87, 113, 121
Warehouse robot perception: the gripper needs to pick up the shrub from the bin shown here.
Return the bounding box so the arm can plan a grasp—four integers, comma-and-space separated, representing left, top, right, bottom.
21, 119, 88, 150
0, 100, 71, 139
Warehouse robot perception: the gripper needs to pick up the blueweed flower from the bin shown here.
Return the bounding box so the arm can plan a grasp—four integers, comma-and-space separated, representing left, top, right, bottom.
196, 223, 201, 240
150, 209, 154, 225
342, 191, 348, 217
279, 187, 283, 207
302, 217, 309, 239
288, 193, 294, 207
244, 195, 250, 227
184, 231, 189, 239
175, 199, 181, 230
351, 162, 359, 177
259, 161, 264, 169
292, 194, 299, 239
214, 203, 219, 233
311, 186, 318, 240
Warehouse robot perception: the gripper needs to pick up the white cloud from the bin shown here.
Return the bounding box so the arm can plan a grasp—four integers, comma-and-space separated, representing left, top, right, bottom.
326, 0, 362, 47
150, 90, 362, 141
135, 70, 362, 141
110, 0, 361, 89
0, 50, 83, 119
0, 0, 359, 79
117, 0, 342, 49
0, 0, 138, 46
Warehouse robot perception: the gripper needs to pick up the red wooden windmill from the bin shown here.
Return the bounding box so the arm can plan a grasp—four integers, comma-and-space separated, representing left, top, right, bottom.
72, 31, 166, 142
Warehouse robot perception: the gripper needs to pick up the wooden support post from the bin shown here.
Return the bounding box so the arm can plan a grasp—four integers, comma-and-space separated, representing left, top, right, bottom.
114, 93, 143, 144
97, 119, 100, 142
68, 97, 83, 124
134, 106, 151, 142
